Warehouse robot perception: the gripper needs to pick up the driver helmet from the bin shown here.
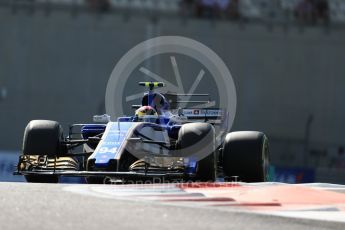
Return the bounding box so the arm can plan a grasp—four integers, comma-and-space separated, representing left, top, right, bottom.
141, 93, 170, 115
135, 106, 158, 119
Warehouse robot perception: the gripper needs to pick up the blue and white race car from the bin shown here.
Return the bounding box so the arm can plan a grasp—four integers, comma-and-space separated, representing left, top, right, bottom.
15, 82, 270, 184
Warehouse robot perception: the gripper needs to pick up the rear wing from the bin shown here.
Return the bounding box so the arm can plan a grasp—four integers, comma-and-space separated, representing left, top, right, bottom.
171, 108, 227, 125
164, 93, 210, 109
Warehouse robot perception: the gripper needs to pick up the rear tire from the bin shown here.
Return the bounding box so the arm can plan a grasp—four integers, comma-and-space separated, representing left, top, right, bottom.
222, 131, 269, 182
177, 123, 216, 182
22, 120, 63, 183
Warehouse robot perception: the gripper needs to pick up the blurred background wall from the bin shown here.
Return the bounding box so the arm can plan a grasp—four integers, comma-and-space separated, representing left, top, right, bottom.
1, 0, 345, 183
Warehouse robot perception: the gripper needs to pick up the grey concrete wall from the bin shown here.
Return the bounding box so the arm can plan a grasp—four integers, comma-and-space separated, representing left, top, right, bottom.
1, 8, 345, 169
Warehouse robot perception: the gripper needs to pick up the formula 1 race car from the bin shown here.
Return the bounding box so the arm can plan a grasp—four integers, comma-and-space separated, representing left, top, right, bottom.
15, 82, 270, 184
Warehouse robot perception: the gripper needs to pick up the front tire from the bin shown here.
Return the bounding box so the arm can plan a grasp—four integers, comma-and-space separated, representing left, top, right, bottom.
22, 120, 63, 183
177, 123, 216, 182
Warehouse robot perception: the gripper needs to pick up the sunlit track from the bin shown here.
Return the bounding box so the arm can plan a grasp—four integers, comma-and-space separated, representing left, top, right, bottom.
1, 182, 345, 230
63, 182, 345, 223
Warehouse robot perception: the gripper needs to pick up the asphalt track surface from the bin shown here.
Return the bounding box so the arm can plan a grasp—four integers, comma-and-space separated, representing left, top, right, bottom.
1, 182, 345, 230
